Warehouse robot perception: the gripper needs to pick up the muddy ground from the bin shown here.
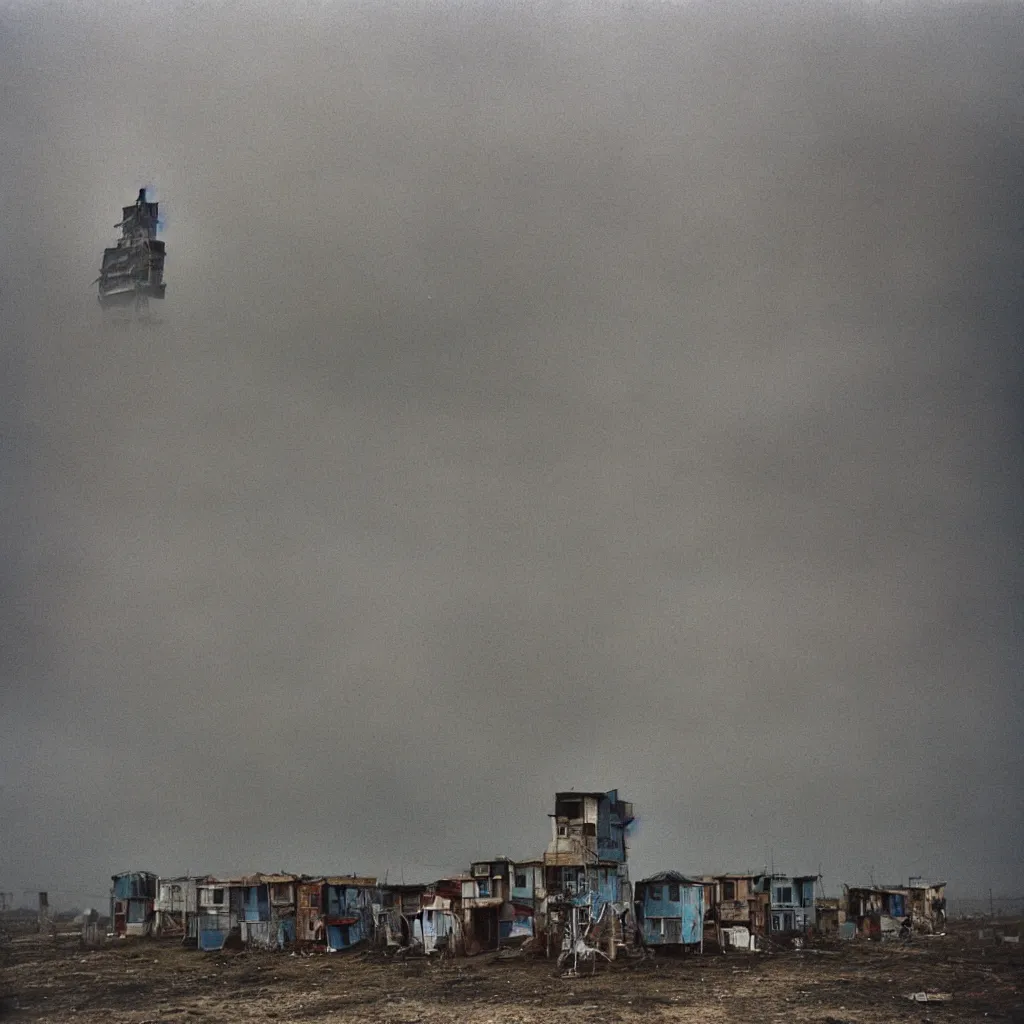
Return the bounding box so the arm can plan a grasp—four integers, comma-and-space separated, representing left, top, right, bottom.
2, 921, 1021, 1023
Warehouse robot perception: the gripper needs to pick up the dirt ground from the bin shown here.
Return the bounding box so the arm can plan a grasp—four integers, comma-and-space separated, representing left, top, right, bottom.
2, 921, 1021, 1024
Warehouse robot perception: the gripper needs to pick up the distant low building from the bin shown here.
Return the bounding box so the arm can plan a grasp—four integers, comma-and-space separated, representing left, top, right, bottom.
814, 897, 845, 936
845, 881, 946, 937
907, 882, 947, 931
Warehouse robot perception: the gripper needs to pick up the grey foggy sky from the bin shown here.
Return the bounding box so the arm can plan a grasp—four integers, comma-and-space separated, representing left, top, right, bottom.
1, 0, 1022, 909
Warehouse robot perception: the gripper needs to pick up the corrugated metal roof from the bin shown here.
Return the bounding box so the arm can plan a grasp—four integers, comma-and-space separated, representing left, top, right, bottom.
637, 871, 703, 885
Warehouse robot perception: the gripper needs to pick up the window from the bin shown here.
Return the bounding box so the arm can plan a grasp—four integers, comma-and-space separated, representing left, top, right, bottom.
650, 885, 662, 901
557, 825, 568, 837
212, 889, 224, 906
472, 864, 489, 877
477, 879, 491, 897
555, 797, 583, 819
515, 873, 527, 889
722, 881, 736, 900
669, 884, 680, 902
776, 887, 793, 904
309, 890, 320, 909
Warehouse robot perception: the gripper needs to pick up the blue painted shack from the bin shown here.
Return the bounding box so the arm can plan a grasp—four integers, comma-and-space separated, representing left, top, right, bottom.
546, 790, 635, 870
323, 876, 379, 951
635, 872, 704, 950
544, 790, 634, 909
765, 874, 818, 935
509, 859, 545, 939
195, 878, 243, 950
110, 871, 157, 937
238, 874, 298, 950
542, 789, 637, 957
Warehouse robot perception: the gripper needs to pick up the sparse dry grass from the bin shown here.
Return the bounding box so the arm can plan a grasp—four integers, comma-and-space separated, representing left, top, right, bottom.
1, 921, 1020, 1023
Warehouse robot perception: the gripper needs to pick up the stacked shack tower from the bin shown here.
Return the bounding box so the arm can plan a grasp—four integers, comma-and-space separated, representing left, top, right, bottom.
97, 188, 167, 312
543, 789, 635, 959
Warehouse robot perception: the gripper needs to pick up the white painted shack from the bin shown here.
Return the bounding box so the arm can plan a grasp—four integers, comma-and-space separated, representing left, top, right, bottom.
155, 876, 201, 939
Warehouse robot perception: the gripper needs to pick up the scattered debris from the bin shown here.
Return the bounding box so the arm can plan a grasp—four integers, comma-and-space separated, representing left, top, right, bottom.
0, 921, 1020, 1023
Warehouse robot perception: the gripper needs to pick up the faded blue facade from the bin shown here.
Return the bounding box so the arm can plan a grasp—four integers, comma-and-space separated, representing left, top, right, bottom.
544, 789, 637, 957
196, 881, 242, 950
635, 872, 704, 948
575, 881, 621, 927
594, 865, 621, 905
324, 881, 378, 950
510, 861, 542, 902
507, 861, 544, 940
597, 789, 635, 863
233, 875, 301, 950
549, 790, 635, 869
241, 884, 270, 923
545, 864, 624, 904
110, 871, 158, 937
765, 874, 818, 934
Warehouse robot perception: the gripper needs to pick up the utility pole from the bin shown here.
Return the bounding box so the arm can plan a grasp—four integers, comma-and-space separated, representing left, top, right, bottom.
989, 888, 994, 918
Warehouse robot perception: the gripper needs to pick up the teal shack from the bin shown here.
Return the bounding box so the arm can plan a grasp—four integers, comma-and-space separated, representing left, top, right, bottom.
635, 871, 704, 950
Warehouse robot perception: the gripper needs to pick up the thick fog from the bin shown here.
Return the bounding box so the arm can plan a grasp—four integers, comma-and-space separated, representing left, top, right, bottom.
1, 0, 1021, 909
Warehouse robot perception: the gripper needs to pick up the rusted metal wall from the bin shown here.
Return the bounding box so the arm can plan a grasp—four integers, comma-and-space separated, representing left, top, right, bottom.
296, 881, 324, 945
